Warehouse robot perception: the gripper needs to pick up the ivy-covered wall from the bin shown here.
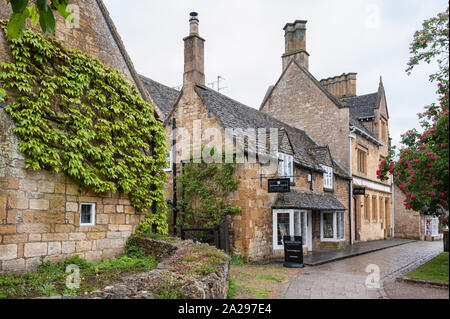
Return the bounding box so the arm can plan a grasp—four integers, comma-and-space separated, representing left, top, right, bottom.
0, 0, 168, 272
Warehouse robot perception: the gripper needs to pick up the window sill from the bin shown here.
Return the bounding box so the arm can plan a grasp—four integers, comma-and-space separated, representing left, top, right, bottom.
320, 238, 346, 243
323, 187, 334, 192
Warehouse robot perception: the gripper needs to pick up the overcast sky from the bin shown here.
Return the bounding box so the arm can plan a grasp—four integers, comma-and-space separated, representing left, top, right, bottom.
105, 0, 447, 148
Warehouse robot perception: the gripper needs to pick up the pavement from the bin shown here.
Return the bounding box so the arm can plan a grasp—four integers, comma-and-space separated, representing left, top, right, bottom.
280, 240, 447, 299
303, 238, 415, 266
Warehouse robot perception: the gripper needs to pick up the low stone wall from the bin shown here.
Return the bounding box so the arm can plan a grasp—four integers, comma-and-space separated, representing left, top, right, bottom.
87, 237, 230, 299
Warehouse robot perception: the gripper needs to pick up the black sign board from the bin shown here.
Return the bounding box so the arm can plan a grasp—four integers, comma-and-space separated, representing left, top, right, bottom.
283, 235, 304, 268
353, 187, 366, 195
268, 178, 290, 193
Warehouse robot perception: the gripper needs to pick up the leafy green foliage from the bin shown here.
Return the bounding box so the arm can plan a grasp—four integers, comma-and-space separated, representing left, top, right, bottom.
177, 146, 241, 228
0, 244, 158, 299
0, 22, 169, 233
378, 8, 449, 220
230, 254, 245, 266
4, 0, 72, 39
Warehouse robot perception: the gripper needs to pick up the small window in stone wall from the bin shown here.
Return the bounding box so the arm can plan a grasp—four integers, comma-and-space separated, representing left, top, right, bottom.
80, 203, 96, 226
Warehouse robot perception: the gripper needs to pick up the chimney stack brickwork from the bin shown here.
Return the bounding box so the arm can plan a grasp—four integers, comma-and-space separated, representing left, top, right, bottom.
183, 12, 205, 87
282, 20, 309, 70
319, 73, 357, 98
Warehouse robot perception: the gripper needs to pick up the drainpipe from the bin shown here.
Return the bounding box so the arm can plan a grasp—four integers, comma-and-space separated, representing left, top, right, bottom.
172, 118, 177, 235
348, 128, 356, 245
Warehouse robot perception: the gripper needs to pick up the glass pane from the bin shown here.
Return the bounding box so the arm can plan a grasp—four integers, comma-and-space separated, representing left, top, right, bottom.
279, 155, 284, 177
294, 211, 301, 237
301, 212, 307, 246
337, 212, 345, 239
81, 204, 92, 224
277, 213, 290, 245
322, 212, 334, 239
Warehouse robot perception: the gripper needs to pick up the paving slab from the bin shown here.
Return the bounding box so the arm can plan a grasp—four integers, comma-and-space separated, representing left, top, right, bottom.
304, 238, 416, 266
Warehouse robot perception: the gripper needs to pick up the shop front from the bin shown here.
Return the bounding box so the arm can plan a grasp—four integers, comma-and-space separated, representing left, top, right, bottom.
272, 190, 348, 255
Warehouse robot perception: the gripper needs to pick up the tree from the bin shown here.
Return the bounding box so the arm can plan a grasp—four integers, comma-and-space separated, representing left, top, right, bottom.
3, 0, 73, 40
377, 7, 449, 224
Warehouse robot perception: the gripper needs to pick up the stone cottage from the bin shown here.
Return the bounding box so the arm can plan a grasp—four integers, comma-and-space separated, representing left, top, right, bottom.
0, 0, 159, 272
260, 20, 394, 243
140, 13, 352, 261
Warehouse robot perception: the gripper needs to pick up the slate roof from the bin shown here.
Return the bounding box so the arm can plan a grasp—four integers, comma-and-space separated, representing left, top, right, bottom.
193, 84, 350, 177
343, 93, 378, 120
139, 75, 180, 116
342, 92, 383, 143
272, 190, 346, 211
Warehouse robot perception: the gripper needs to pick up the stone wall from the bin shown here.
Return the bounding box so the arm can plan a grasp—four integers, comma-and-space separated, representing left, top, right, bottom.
0, 109, 146, 273
86, 237, 230, 299
393, 184, 422, 240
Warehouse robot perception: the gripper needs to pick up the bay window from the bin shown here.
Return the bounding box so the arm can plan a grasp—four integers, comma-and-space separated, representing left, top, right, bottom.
320, 211, 345, 242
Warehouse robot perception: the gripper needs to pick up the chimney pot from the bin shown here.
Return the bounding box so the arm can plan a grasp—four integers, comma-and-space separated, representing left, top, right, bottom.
184, 11, 205, 87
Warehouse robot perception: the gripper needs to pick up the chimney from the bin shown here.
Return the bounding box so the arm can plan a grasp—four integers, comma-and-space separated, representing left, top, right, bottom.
183, 12, 205, 87
319, 73, 357, 98
282, 20, 310, 70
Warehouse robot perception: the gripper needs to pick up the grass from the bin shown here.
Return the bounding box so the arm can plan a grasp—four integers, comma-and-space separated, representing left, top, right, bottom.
172, 244, 229, 276
229, 263, 299, 299
404, 252, 449, 284
0, 238, 158, 299
230, 254, 245, 266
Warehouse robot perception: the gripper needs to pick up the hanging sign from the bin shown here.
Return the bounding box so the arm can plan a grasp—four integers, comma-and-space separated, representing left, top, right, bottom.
268, 178, 290, 193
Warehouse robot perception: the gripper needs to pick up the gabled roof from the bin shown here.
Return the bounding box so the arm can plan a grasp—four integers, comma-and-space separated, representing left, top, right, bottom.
139, 75, 180, 116
193, 84, 350, 177
260, 59, 345, 110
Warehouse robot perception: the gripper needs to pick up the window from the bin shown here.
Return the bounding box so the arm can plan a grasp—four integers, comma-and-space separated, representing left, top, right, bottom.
372, 196, 377, 221
273, 210, 308, 250
321, 165, 333, 189
321, 211, 345, 242
357, 148, 367, 174
364, 195, 370, 220
80, 203, 95, 226
278, 153, 293, 182
163, 151, 172, 172
380, 119, 387, 142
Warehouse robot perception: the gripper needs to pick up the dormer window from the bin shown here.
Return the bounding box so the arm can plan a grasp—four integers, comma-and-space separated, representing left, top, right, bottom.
278, 153, 293, 182
321, 165, 333, 190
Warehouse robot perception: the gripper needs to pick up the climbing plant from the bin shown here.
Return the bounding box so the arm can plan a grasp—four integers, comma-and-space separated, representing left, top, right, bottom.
0, 21, 168, 233
177, 147, 241, 228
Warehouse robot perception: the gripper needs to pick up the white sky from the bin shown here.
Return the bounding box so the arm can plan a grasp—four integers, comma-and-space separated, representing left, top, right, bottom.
105, 0, 447, 148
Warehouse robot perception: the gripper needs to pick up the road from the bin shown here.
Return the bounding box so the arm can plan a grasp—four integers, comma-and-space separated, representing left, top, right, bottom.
280, 240, 447, 299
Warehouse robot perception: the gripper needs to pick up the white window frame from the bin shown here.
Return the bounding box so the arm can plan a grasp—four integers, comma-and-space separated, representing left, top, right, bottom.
272, 209, 309, 250
163, 151, 172, 172
320, 211, 345, 242
278, 152, 293, 182
321, 165, 333, 190
80, 203, 96, 227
